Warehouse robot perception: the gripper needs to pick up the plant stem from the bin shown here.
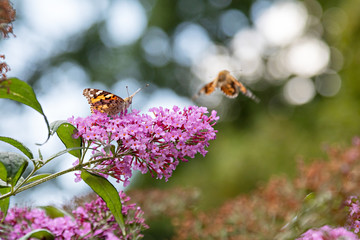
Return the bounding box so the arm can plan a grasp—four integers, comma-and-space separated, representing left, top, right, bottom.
0, 152, 129, 200
0, 164, 81, 200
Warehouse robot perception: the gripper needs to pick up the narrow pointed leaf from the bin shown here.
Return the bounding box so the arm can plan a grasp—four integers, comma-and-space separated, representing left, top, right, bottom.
0, 78, 50, 144
0, 187, 11, 221
50, 121, 82, 158
81, 170, 126, 235
0, 136, 33, 159
38, 148, 43, 160
18, 229, 54, 240
27, 173, 51, 184
39, 205, 68, 218
0, 152, 28, 186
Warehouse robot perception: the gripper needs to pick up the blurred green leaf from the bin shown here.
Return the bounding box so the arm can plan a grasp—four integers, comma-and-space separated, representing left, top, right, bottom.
0, 187, 10, 221
0, 162, 7, 182
38, 149, 43, 160
39, 205, 67, 219
50, 121, 82, 158
18, 229, 54, 240
81, 170, 126, 235
0, 78, 50, 145
0, 136, 34, 159
304, 192, 316, 202
0, 152, 28, 186
27, 173, 51, 184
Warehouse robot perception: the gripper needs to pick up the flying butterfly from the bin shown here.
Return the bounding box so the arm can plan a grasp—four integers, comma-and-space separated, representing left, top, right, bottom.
193, 70, 260, 103
83, 84, 149, 115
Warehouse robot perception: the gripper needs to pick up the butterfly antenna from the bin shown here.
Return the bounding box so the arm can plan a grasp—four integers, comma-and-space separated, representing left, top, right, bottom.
126, 86, 130, 97
129, 83, 149, 98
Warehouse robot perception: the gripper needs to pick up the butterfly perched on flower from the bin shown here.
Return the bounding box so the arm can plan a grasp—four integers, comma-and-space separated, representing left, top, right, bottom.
193, 70, 260, 103
83, 84, 148, 115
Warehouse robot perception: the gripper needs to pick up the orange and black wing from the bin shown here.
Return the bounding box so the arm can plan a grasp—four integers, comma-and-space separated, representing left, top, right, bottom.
233, 81, 260, 103
83, 88, 124, 114
192, 80, 217, 100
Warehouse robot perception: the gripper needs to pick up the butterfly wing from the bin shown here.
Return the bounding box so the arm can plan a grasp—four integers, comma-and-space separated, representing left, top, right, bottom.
193, 70, 260, 102
233, 81, 260, 103
193, 80, 217, 100
83, 88, 125, 115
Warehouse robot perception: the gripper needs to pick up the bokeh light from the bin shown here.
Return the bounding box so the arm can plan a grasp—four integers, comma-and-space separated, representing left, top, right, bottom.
315, 71, 341, 97
173, 22, 211, 66
21, 0, 104, 40
284, 77, 316, 105
285, 37, 330, 77
220, 9, 248, 37
254, 1, 307, 46
141, 27, 171, 67
104, 0, 147, 46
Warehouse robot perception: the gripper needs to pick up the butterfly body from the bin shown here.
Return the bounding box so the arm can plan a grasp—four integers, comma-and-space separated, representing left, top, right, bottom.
83, 87, 143, 115
194, 70, 260, 103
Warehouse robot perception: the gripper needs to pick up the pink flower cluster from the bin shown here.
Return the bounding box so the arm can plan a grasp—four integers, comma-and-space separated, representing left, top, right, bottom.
346, 196, 360, 234
69, 106, 218, 186
297, 226, 358, 240
296, 195, 360, 240
0, 191, 148, 240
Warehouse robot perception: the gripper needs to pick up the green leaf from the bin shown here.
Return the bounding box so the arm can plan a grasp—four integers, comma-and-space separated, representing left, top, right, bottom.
27, 173, 51, 184
0, 161, 7, 182
0, 136, 33, 159
38, 149, 43, 160
50, 121, 82, 158
81, 170, 126, 235
0, 179, 8, 187
0, 187, 10, 221
39, 205, 67, 218
15, 177, 25, 188
0, 78, 50, 145
18, 229, 54, 240
304, 192, 316, 202
0, 152, 28, 186
49, 120, 68, 135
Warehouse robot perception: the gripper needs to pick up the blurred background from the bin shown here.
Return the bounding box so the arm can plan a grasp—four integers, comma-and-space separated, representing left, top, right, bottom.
0, 0, 359, 238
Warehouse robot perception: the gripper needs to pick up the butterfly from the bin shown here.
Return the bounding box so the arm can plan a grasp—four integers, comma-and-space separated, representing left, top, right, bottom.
83, 84, 148, 115
193, 70, 260, 103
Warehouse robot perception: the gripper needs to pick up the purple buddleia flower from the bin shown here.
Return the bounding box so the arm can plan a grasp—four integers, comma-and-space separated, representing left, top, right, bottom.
345, 196, 360, 234
297, 225, 359, 240
0, 191, 148, 239
68, 106, 219, 186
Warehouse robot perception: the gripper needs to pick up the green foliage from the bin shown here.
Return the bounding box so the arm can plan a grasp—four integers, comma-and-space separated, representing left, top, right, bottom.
0, 136, 34, 159
39, 206, 67, 219
0, 187, 10, 221
26, 173, 52, 184
81, 170, 126, 235
50, 121, 82, 158
0, 78, 50, 144
18, 229, 54, 240
0, 162, 7, 183
0, 152, 28, 186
